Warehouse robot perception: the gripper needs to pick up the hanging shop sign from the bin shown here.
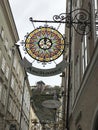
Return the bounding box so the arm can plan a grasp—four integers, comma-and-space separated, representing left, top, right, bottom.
42, 99, 61, 109
25, 27, 65, 62
20, 26, 68, 76
21, 57, 69, 77
20, 8, 91, 76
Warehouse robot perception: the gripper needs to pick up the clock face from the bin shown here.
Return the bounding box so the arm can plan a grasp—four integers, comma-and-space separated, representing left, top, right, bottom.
38, 37, 52, 50
25, 27, 65, 62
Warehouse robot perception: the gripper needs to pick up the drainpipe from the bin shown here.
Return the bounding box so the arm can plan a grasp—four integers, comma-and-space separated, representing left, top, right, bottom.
19, 76, 27, 130
66, 0, 72, 130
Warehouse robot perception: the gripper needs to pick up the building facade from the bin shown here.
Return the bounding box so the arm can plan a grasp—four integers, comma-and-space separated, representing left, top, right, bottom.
29, 107, 41, 130
62, 0, 98, 130
0, 0, 31, 130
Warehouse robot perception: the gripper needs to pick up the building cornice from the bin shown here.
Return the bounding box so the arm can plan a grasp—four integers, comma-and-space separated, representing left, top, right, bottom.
0, 0, 19, 43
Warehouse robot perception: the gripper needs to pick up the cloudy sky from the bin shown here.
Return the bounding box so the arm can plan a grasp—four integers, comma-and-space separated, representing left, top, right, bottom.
9, 0, 66, 86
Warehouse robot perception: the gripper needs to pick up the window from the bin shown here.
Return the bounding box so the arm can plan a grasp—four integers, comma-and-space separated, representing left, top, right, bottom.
18, 110, 20, 123
20, 73, 24, 86
0, 82, 3, 100
15, 107, 20, 123
0, 50, 1, 59
5, 65, 9, 79
16, 86, 19, 96
76, 0, 83, 8
67, 1, 71, 12
4, 38, 9, 50
75, 55, 80, 96
18, 90, 22, 104
1, 86, 7, 105
1, 57, 6, 73
24, 87, 30, 118
13, 57, 17, 69
11, 75, 15, 89
13, 55, 18, 70
95, 0, 98, 10
13, 103, 16, 117
81, 35, 88, 74
0, 27, 5, 40
14, 81, 18, 96
8, 97, 12, 113
17, 64, 20, 75
95, 0, 98, 37
11, 100, 15, 116
8, 49, 12, 58
15, 107, 18, 120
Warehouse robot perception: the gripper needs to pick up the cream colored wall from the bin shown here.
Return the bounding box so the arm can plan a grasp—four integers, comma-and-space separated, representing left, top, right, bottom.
29, 107, 41, 130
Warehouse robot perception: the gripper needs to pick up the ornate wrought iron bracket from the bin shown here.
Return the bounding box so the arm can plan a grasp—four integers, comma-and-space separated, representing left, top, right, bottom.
29, 8, 91, 35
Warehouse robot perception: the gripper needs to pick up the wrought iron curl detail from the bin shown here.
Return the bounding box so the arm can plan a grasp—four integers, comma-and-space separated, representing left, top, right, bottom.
53, 13, 67, 21
71, 9, 91, 35
53, 9, 91, 35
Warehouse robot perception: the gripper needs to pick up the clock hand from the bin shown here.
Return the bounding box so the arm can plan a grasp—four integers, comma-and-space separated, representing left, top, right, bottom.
44, 37, 47, 44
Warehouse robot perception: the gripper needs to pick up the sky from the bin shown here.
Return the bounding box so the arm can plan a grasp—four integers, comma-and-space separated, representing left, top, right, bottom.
9, 0, 66, 87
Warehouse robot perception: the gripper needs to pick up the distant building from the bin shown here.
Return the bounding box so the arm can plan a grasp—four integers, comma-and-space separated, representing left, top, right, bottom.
62, 0, 98, 130
29, 107, 41, 130
31, 84, 62, 130
0, 0, 31, 130
35, 81, 46, 93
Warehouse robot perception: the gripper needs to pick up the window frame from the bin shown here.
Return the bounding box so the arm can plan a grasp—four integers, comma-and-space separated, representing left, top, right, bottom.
81, 34, 88, 75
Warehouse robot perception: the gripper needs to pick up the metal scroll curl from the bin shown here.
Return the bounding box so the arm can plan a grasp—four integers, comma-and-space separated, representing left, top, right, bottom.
71, 9, 91, 35
53, 9, 91, 35
21, 57, 69, 77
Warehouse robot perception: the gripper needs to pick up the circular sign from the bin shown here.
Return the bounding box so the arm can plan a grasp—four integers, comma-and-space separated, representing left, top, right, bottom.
25, 27, 65, 62
42, 100, 61, 109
